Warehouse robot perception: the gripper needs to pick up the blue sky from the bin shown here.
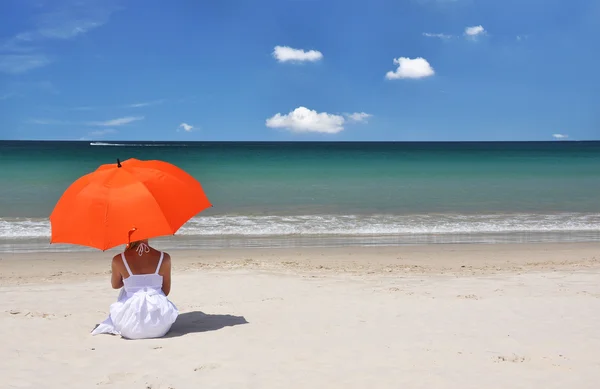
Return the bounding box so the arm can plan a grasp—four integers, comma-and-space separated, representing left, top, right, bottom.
0, 0, 598, 141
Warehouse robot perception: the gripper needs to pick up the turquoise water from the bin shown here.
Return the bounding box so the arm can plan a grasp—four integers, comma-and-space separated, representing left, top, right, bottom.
1, 141, 599, 251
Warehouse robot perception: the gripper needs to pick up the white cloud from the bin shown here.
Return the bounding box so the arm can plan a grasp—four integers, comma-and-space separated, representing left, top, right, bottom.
0, 2, 116, 74
385, 57, 435, 80
0, 34, 37, 53
36, 20, 105, 40
464, 25, 486, 37
345, 112, 372, 123
553, 134, 569, 139
266, 107, 344, 134
27, 115, 144, 127
126, 99, 165, 108
178, 123, 194, 132
422, 32, 453, 39
60, 99, 165, 111
29, 2, 115, 41
28, 118, 70, 125
266, 107, 371, 134
87, 116, 144, 126
273, 46, 323, 63
89, 128, 117, 137
0, 54, 52, 74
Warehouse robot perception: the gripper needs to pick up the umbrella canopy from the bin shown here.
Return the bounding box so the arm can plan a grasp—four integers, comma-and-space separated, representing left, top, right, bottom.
50, 158, 212, 250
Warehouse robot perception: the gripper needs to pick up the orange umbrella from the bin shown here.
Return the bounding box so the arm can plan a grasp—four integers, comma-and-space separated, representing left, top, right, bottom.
50, 158, 212, 250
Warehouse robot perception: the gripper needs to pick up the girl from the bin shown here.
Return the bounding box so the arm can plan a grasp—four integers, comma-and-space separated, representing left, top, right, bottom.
91, 239, 178, 339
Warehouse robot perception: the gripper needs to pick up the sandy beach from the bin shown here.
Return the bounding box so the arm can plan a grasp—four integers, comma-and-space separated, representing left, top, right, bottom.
1, 243, 600, 388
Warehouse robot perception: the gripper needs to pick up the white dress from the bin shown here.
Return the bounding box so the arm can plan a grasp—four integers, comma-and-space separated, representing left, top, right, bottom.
91, 251, 179, 339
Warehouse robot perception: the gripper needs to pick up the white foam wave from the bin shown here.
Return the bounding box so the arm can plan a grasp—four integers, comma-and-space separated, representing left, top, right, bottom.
1, 213, 599, 240
90, 142, 183, 147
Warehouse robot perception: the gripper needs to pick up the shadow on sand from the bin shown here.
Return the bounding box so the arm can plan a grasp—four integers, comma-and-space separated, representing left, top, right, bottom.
164, 311, 248, 338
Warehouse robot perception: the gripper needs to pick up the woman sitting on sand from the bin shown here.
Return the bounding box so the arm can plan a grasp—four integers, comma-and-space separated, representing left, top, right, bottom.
91, 239, 179, 339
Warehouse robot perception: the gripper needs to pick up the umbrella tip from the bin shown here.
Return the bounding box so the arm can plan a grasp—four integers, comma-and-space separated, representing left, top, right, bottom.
117, 158, 122, 168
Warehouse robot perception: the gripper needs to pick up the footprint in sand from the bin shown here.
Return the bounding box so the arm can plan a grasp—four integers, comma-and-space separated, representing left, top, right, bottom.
194, 363, 221, 372
101, 376, 174, 389
494, 354, 526, 363
7, 310, 56, 318
577, 291, 600, 298
261, 297, 284, 302
143, 381, 176, 388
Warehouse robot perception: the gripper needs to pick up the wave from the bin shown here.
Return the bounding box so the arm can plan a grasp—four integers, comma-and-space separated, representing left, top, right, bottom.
90, 142, 127, 146
90, 142, 184, 147
2, 213, 599, 240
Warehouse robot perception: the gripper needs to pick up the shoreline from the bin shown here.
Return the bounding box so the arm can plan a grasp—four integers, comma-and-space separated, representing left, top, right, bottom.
2, 213, 599, 253
2, 242, 598, 286
2, 229, 600, 254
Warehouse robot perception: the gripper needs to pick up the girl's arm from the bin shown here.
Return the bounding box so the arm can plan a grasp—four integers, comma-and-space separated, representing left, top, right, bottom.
159, 253, 172, 296
111, 256, 124, 289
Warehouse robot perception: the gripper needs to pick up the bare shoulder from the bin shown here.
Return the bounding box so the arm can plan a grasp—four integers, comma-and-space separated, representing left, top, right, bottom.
111, 253, 125, 270
161, 251, 172, 263
158, 251, 171, 276
112, 253, 123, 264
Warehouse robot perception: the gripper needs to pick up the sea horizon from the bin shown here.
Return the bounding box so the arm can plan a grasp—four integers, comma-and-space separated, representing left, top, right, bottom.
2, 139, 597, 143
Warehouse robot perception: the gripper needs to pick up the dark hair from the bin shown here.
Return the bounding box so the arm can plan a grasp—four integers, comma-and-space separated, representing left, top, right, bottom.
126, 240, 142, 250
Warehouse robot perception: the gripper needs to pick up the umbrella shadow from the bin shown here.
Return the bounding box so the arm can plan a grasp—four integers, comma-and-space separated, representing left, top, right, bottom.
164, 311, 248, 338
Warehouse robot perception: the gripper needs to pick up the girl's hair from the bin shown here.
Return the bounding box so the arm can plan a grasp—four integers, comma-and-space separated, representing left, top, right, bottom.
126, 240, 143, 250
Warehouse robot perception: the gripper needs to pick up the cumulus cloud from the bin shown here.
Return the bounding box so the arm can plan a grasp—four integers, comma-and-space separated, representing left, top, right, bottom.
345, 112, 372, 123
266, 107, 370, 134
552, 134, 569, 139
464, 25, 486, 38
273, 46, 323, 63
87, 116, 144, 126
422, 32, 453, 39
385, 57, 435, 80
178, 123, 194, 132
266, 107, 344, 133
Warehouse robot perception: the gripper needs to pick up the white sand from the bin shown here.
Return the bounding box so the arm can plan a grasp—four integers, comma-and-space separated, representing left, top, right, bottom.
1, 243, 600, 388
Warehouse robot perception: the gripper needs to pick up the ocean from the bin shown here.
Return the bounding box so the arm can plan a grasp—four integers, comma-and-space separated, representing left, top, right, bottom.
1, 140, 599, 252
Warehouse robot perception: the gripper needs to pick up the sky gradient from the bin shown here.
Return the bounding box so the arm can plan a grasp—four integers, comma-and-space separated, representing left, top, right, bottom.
1, 0, 598, 141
